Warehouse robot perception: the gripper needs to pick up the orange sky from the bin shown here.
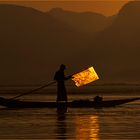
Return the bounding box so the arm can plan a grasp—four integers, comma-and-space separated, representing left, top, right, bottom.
0, 0, 131, 16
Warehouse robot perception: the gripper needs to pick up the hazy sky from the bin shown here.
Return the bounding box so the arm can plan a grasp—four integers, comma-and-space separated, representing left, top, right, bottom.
0, 0, 131, 16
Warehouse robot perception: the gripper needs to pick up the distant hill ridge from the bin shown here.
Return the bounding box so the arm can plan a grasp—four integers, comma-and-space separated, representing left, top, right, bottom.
0, 2, 140, 84
48, 8, 115, 33
88, 1, 140, 82
0, 4, 85, 84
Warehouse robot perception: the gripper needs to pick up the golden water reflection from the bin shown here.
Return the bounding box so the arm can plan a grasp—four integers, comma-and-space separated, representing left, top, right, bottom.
75, 115, 100, 140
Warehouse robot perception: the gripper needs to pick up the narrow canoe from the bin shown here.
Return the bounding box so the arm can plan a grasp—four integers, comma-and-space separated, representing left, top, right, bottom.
0, 97, 139, 108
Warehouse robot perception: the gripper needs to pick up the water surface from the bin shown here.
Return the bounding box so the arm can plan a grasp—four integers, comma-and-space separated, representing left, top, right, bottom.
0, 94, 139, 139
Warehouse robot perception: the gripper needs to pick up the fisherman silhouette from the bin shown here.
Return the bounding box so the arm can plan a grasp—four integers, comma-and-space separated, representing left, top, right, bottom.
54, 64, 71, 113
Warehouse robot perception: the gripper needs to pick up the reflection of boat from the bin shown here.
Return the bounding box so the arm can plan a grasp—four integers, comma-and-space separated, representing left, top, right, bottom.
0, 97, 139, 108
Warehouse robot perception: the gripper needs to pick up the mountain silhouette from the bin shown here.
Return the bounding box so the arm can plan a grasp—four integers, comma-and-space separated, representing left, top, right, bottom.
48, 8, 115, 33
0, 2, 140, 84
106, 1, 140, 44
88, 1, 140, 83
0, 4, 88, 84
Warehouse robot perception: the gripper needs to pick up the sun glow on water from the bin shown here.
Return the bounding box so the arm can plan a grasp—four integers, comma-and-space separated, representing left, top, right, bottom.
75, 115, 100, 140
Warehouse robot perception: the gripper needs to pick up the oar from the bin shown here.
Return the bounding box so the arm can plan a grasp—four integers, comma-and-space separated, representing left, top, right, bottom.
11, 81, 56, 100
10, 76, 72, 100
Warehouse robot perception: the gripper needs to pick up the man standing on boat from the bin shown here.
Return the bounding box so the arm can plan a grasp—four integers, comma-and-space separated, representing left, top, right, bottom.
54, 64, 71, 112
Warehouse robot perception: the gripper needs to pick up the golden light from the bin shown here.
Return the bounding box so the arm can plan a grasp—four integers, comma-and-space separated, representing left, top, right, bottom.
75, 115, 100, 140
89, 116, 100, 140
72, 67, 99, 87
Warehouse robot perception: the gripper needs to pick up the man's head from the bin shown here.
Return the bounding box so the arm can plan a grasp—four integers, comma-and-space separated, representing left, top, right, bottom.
60, 64, 66, 70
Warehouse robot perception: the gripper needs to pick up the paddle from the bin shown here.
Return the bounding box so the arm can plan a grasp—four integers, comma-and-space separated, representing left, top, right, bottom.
11, 81, 56, 100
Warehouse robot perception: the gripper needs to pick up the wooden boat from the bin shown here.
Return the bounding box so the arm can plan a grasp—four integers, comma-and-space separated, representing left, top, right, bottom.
0, 97, 139, 108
